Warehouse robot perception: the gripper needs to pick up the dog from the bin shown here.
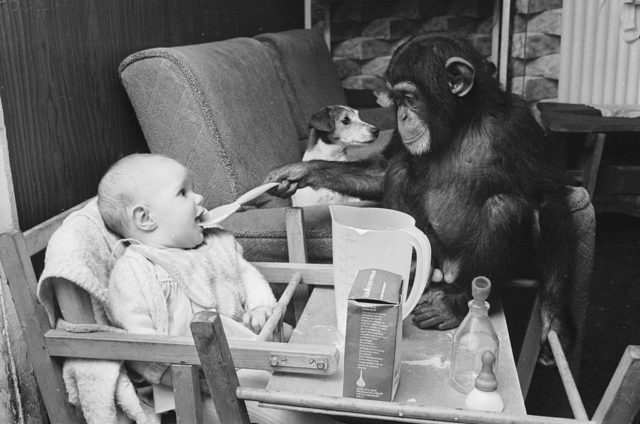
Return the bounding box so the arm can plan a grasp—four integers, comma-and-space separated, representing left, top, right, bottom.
291, 105, 379, 207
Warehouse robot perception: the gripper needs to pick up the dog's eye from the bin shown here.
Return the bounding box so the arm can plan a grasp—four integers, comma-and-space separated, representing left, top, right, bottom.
341, 117, 351, 125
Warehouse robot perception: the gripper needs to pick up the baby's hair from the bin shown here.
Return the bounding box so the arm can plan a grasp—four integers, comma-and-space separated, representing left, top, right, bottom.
97, 153, 173, 237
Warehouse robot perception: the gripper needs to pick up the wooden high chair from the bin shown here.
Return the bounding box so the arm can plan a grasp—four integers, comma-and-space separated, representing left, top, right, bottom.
2, 198, 639, 424
0, 199, 338, 423
193, 281, 640, 424
189, 202, 640, 424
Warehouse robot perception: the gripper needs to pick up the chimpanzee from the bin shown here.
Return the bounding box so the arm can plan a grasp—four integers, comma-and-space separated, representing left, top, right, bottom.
265, 33, 573, 353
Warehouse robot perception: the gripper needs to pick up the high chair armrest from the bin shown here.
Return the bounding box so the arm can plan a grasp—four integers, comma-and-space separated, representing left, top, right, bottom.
44, 328, 339, 375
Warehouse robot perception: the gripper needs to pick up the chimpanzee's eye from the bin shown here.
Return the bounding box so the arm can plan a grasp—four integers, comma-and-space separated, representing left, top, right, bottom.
341, 117, 351, 125
405, 94, 416, 106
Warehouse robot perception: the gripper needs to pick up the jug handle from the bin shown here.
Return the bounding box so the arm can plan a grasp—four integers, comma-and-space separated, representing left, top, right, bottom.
398, 226, 432, 320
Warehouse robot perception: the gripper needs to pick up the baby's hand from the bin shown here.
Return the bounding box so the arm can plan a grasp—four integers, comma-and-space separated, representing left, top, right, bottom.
242, 306, 274, 334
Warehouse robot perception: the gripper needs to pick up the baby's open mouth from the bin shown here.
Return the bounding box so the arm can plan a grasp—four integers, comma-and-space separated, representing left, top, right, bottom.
196, 208, 207, 222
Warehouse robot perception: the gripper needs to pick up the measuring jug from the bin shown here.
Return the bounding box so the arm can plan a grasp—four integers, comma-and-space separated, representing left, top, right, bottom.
330, 205, 431, 337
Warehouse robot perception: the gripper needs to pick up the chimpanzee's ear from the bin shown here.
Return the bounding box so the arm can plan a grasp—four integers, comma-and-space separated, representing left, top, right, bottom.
445, 57, 475, 97
309, 107, 334, 132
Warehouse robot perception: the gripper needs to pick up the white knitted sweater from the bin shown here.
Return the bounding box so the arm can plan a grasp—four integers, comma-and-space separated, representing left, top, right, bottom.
107, 229, 276, 383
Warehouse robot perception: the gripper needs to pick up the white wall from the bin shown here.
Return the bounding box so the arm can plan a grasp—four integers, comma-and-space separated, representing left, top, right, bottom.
559, 0, 640, 104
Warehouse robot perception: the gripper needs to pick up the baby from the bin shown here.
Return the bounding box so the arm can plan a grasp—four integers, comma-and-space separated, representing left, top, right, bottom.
98, 154, 336, 424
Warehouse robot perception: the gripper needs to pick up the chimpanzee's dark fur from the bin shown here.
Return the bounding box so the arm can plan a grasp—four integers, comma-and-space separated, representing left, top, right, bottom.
266, 33, 574, 353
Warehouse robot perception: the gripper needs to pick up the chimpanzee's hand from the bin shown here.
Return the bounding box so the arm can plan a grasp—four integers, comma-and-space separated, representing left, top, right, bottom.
263, 162, 317, 198
412, 286, 466, 330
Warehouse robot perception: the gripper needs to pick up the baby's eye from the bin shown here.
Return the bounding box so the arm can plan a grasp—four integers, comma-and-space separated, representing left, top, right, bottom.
178, 188, 186, 196
341, 117, 351, 125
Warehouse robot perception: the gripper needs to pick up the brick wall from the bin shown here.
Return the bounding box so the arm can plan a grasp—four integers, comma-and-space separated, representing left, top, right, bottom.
313, 0, 563, 103
511, 0, 562, 101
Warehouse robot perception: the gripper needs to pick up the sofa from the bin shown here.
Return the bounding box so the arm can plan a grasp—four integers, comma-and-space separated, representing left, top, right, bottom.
118, 28, 394, 262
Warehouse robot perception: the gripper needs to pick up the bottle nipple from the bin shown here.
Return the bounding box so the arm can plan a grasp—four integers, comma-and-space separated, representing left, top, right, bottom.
475, 351, 498, 392
471, 276, 491, 306
465, 350, 504, 412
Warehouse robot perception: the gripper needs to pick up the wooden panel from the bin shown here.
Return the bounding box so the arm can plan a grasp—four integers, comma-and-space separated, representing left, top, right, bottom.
0, 0, 303, 230
536, 103, 640, 133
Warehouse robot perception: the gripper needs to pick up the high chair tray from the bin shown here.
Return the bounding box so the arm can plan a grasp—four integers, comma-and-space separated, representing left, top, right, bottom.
265, 286, 526, 415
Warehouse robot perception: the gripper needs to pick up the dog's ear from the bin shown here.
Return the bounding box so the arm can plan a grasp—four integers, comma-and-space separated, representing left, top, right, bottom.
309, 107, 334, 132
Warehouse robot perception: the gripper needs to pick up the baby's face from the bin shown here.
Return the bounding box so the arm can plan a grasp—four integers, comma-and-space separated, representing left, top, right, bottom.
141, 161, 206, 249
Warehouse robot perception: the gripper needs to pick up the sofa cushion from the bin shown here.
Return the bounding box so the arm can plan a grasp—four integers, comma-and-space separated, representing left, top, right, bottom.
256, 29, 347, 140
119, 37, 302, 209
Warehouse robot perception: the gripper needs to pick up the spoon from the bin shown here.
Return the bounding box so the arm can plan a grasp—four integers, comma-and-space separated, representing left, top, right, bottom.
198, 182, 279, 228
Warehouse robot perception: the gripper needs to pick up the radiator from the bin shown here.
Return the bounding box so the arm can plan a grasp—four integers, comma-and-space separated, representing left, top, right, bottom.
559, 0, 640, 104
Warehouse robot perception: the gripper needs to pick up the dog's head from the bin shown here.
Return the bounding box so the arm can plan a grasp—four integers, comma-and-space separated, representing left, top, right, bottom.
308, 105, 379, 147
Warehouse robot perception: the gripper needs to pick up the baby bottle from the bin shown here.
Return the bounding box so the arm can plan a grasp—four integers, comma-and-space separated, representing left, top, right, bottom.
449, 276, 499, 394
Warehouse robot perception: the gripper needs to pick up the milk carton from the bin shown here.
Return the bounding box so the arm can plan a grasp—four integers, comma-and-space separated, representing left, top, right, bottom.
342, 268, 403, 401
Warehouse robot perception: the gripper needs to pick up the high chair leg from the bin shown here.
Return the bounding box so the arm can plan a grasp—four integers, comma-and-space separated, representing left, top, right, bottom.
548, 330, 588, 421
191, 311, 251, 424
592, 345, 640, 424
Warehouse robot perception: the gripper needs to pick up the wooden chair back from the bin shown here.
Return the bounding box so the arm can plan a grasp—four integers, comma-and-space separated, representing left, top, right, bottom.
0, 201, 337, 423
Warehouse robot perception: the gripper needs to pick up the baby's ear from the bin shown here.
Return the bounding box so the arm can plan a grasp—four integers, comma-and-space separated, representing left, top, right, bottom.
132, 204, 156, 231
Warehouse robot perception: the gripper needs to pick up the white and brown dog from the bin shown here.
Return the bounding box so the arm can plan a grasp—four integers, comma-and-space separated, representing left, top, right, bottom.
292, 105, 379, 207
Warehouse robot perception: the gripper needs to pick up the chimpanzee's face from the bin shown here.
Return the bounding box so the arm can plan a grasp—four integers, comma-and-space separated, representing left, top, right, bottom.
386, 35, 477, 156
389, 81, 432, 155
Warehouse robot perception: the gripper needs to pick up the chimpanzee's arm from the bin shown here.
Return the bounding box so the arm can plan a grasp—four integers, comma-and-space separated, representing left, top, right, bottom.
265, 157, 387, 200
265, 134, 402, 200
